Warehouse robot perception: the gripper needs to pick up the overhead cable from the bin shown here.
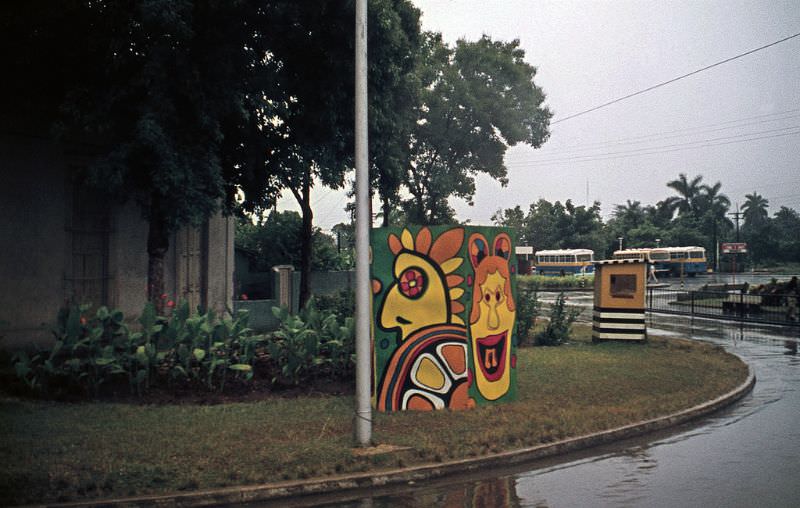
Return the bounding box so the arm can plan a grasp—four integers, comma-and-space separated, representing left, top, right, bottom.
551, 32, 800, 125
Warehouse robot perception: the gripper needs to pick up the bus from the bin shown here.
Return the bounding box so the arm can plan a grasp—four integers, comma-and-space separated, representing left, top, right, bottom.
662, 246, 707, 276
612, 248, 671, 273
534, 249, 595, 276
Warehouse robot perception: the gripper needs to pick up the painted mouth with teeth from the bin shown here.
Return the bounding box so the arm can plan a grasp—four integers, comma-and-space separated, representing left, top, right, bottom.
476, 331, 507, 382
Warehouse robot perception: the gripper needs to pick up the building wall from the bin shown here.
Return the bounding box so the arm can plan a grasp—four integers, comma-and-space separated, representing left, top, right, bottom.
0, 133, 234, 349
0, 134, 70, 347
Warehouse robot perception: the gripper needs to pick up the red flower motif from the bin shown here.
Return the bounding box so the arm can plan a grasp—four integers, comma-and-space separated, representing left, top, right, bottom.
167, 300, 175, 308
399, 268, 425, 298
80, 317, 87, 325
160, 293, 168, 299
241, 294, 249, 300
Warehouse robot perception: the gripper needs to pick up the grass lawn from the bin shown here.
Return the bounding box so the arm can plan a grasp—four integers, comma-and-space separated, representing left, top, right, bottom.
0, 324, 749, 505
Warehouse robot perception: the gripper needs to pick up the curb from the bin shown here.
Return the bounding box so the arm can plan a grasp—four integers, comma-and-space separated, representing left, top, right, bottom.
25, 365, 756, 508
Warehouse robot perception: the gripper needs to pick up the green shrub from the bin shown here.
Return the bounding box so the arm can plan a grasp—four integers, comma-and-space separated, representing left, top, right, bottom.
268, 298, 354, 387
12, 303, 259, 398
518, 274, 593, 290
13, 304, 130, 397
11, 297, 357, 398
535, 292, 581, 346
314, 288, 355, 318
516, 286, 540, 346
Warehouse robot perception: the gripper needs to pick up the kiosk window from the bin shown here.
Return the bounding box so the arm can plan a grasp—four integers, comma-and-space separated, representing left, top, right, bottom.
610, 274, 637, 298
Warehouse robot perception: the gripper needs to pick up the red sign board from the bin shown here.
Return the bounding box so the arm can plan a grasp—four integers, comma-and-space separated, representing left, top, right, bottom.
721, 242, 748, 254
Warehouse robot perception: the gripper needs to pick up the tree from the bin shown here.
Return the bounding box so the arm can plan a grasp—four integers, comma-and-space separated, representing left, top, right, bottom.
665, 173, 704, 218
237, 212, 344, 273
492, 206, 528, 243
494, 199, 606, 256
611, 200, 646, 231
696, 181, 731, 269
772, 207, 800, 263
1, 1, 280, 313
741, 192, 772, 265
242, 0, 422, 307
403, 33, 551, 224
741, 192, 770, 226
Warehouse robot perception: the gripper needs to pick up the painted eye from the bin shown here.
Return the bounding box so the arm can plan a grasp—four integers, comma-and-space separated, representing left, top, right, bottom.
484, 292, 491, 303
495, 290, 502, 301
399, 267, 426, 299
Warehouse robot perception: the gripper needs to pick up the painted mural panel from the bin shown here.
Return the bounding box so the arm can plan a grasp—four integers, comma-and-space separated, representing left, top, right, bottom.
371, 225, 518, 411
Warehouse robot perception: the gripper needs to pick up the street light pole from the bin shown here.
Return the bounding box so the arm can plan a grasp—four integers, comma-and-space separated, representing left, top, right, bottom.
618, 237, 623, 251
353, 0, 372, 447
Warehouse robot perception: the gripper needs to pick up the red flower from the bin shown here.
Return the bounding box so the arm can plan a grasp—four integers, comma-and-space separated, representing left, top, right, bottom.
399, 268, 425, 298
80, 317, 87, 325
160, 293, 167, 299
241, 293, 249, 300
167, 300, 175, 308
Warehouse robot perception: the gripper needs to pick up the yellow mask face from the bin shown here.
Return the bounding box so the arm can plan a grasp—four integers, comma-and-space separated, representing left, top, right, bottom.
380, 252, 449, 340
470, 270, 515, 400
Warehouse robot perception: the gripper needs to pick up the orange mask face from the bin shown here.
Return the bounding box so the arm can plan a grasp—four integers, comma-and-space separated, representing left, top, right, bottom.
468, 233, 515, 401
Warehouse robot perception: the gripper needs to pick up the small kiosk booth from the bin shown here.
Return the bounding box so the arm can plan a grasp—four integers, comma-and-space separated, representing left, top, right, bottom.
593, 259, 647, 341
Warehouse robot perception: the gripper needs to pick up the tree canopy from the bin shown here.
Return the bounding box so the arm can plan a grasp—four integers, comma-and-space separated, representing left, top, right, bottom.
403, 33, 551, 224
492, 173, 796, 269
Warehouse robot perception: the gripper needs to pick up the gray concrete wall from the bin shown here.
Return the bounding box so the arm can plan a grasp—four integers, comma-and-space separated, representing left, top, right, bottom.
109, 200, 150, 317
310, 270, 355, 295
206, 213, 235, 316
0, 134, 69, 347
0, 134, 234, 349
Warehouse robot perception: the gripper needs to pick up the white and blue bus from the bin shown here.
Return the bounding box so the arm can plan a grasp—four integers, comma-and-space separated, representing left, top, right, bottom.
612, 248, 671, 273
661, 246, 707, 276
534, 249, 595, 276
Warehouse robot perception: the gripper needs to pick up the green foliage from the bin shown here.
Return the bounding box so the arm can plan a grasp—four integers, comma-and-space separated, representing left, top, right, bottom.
314, 289, 356, 319
404, 33, 551, 224
515, 286, 540, 346
267, 299, 355, 387
535, 293, 581, 347
12, 303, 257, 398
236, 212, 347, 272
494, 199, 607, 257
518, 274, 593, 290
11, 297, 358, 399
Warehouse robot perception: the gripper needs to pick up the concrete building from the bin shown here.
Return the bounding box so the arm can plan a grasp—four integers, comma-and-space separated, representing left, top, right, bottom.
0, 132, 234, 348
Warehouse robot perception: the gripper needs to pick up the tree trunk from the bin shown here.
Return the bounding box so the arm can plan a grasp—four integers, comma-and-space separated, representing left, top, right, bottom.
147, 194, 170, 315
298, 178, 313, 309
381, 196, 391, 227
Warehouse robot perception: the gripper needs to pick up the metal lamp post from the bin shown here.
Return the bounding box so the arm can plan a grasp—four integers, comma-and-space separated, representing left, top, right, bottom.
354, 0, 371, 447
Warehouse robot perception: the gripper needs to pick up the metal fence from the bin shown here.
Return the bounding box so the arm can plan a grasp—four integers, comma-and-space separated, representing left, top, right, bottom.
647, 288, 800, 327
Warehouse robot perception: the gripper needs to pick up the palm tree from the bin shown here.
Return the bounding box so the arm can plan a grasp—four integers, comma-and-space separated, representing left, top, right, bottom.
612, 200, 645, 229
665, 173, 704, 218
741, 192, 769, 227
697, 181, 731, 270
698, 181, 731, 220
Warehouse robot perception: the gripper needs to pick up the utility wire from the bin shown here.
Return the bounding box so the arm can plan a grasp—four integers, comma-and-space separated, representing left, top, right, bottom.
551, 32, 800, 125
537, 110, 800, 155
509, 129, 800, 166
511, 125, 800, 165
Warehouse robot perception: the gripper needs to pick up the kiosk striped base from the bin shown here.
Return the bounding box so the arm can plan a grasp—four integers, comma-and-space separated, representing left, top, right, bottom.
592, 306, 646, 341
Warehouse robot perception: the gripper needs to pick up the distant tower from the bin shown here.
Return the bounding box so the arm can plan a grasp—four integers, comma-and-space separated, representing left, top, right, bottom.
585, 179, 589, 206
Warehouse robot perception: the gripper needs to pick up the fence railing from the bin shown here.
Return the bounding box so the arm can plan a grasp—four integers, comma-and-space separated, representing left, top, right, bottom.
647, 288, 800, 327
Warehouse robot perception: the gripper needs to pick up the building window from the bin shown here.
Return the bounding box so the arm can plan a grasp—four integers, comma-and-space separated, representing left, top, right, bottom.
610, 274, 637, 298
65, 186, 110, 307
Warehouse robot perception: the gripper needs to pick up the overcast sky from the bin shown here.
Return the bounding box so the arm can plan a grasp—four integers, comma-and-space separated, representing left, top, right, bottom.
282, 0, 800, 230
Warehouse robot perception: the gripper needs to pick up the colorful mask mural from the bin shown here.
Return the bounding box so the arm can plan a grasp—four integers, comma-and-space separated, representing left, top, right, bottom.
371, 225, 517, 411
467, 232, 516, 401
